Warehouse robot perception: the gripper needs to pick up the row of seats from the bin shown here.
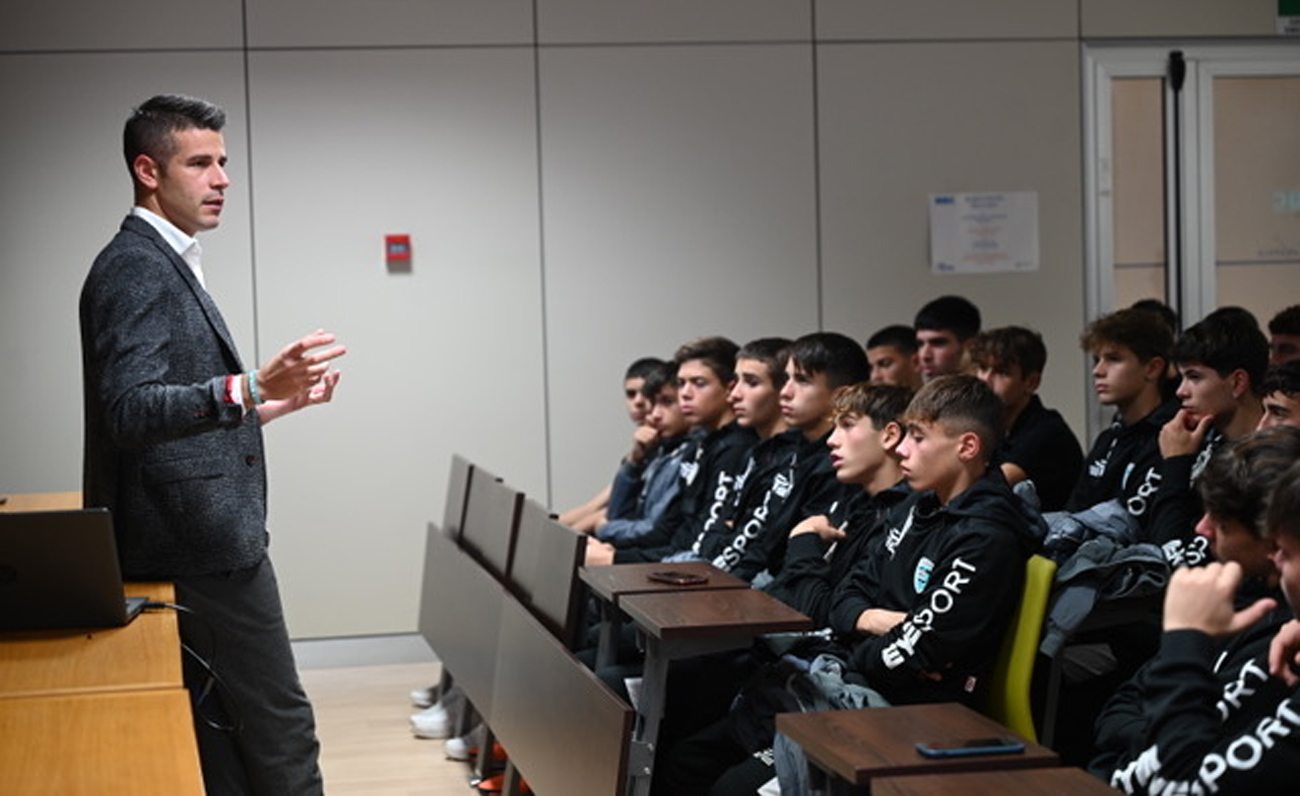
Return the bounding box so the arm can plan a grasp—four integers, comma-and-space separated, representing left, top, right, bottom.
418, 455, 633, 795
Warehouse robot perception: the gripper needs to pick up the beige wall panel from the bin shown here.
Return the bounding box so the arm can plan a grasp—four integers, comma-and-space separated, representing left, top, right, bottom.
0, 0, 242, 52
247, 48, 545, 637
817, 41, 1087, 435
0, 52, 252, 495
1082, 0, 1278, 38
816, 0, 1077, 41
538, 44, 820, 512
246, 0, 533, 47
537, 0, 810, 43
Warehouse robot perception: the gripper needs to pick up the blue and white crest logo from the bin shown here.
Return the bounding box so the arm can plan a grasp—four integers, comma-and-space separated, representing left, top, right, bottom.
913, 557, 934, 593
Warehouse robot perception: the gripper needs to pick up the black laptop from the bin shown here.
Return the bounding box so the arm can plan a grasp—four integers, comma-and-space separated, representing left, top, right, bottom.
0, 508, 147, 631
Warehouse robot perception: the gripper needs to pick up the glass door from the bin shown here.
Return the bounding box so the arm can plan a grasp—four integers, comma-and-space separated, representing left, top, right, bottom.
1084, 44, 1300, 436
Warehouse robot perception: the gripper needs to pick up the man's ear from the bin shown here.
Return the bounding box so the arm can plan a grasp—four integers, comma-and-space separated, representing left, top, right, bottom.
133, 154, 160, 190
1144, 356, 1167, 383
1026, 370, 1043, 393
957, 430, 982, 463
881, 421, 903, 451
1228, 369, 1251, 400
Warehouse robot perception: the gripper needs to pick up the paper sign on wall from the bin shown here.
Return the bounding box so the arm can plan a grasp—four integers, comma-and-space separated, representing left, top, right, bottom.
929, 191, 1038, 275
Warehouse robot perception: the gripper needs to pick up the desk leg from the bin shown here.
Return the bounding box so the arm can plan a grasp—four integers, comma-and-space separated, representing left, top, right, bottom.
627, 639, 670, 796
597, 601, 621, 670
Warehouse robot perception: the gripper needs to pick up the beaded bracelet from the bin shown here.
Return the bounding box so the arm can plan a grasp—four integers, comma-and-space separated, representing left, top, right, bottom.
248, 371, 265, 405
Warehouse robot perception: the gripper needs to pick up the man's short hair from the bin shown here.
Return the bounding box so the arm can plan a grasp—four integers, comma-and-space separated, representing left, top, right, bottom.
1263, 361, 1300, 399
866, 325, 918, 355
625, 356, 667, 382
1200, 427, 1300, 539
1081, 308, 1175, 364
914, 295, 981, 341
968, 326, 1047, 378
737, 337, 793, 389
124, 94, 226, 178
674, 336, 739, 384
639, 360, 679, 401
1173, 311, 1269, 393
1265, 458, 1300, 542
903, 374, 1004, 459
832, 382, 914, 432
1269, 305, 1300, 337
787, 332, 870, 390
1130, 298, 1180, 335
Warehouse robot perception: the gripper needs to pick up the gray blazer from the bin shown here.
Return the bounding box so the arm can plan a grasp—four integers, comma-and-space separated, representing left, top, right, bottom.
80, 215, 268, 578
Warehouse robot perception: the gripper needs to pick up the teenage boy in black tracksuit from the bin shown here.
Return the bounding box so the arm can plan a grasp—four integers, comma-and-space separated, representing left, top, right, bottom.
671, 337, 794, 563
660, 375, 1041, 796
1145, 310, 1268, 568
710, 333, 870, 582
764, 382, 914, 627
585, 336, 756, 566
1067, 308, 1178, 521
968, 326, 1083, 512
1099, 444, 1300, 794
1095, 427, 1300, 793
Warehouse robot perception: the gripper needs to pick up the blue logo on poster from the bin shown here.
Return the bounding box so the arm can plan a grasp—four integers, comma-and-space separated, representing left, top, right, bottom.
913, 557, 934, 593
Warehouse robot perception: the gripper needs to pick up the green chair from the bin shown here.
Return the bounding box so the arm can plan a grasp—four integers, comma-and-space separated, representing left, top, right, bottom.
977, 554, 1057, 743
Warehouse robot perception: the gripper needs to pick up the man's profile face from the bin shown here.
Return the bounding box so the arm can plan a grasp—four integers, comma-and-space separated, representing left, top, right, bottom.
1259, 391, 1300, 430
138, 127, 229, 236
624, 376, 650, 425
779, 360, 834, 432
676, 359, 731, 430
915, 329, 964, 381
868, 345, 919, 387
728, 358, 783, 432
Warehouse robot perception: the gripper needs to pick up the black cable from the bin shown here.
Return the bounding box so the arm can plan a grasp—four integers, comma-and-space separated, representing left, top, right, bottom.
142, 601, 244, 734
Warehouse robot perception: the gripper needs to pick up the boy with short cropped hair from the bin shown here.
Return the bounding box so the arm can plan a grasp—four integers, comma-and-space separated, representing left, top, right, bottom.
866, 324, 922, 389
913, 294, 982, 381
764, 382, 914, 626
709, 332, 869, 580
1259, 361, 1300, 431
1148, 310, 1268, 566
969, 325, 1083, 511
1067, 308, 1178, 520
594, 361, 692, 545
827, 375, 1039, 703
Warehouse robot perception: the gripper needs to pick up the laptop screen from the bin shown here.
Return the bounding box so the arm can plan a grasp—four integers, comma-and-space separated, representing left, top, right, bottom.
0, 508, 143, 631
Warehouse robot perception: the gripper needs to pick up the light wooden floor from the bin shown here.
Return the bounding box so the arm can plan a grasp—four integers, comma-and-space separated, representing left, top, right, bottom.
301, 661, 480, 796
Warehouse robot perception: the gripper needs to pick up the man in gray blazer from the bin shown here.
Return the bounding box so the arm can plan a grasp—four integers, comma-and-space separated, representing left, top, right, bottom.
80, 94, 345, 796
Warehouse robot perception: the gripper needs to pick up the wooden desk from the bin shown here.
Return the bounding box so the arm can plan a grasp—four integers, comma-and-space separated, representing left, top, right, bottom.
872, 767, 1118, 795
776, 703, 1059, 795
0, 583, 181, 699
620, 588, 813, 796
0, 491, 82, 512
579, 561, 750, 667
0, 689, 204, 795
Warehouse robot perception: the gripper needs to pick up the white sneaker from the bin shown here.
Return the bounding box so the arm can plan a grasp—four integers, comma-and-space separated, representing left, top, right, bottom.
410, 686, 437, 708
443, 725, 485, 761
410, 703, 450, 739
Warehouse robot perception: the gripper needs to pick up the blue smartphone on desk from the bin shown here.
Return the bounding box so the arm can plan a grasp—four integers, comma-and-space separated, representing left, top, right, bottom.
915, 736, 1025, 758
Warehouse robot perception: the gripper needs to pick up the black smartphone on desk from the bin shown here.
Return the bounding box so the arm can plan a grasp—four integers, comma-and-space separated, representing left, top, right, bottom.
915, 736, 1025, 758
647, 570, 709, 586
